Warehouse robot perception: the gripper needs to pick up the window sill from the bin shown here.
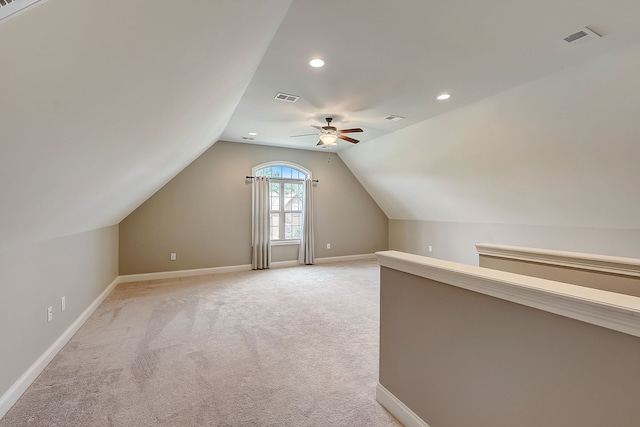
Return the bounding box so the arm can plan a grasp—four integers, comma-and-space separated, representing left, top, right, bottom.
271, 240, 301, 246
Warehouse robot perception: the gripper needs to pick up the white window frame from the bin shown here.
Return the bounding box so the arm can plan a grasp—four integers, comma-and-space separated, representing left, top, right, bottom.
252, 162, 312, 245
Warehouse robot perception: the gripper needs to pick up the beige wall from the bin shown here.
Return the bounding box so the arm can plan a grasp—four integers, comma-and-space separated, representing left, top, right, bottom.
119, 141, 388, 275
380, 266, 640, 427
390, 220, 640, 266
0, 226, 119, 402
479, 255, 640, 297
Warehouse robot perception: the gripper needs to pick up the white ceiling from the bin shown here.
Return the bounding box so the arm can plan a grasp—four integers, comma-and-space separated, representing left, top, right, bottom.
2, 0, 640, 250
340, 41, 640, 228
0, 0, 292, 250
222, 0, 640, 150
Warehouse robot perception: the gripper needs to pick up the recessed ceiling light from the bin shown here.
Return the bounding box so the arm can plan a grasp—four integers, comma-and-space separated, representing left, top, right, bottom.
437, 93, 451, 100
309, 58, 325, 68
248, 132, 257, 136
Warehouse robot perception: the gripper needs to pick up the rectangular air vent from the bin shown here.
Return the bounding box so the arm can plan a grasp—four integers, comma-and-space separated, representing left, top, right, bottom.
563, 27, 601, 45
384, 115, 405, 121
0, 0, 43, 22
241, 137, 255, 141
274, 92, 299, 103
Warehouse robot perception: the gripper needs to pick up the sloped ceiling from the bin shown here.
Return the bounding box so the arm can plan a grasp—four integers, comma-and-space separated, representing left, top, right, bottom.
340, 42, 640, 229
2, 0, 640, 251
222, 0, 640, 150
221, 0, 640, 230
0, 0, 292, 250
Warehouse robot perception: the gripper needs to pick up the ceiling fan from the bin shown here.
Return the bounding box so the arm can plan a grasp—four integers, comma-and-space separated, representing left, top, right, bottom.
292, 117, 363, 146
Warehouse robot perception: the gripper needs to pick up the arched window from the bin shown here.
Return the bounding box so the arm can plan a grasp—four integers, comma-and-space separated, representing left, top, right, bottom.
253, 162, 311, 242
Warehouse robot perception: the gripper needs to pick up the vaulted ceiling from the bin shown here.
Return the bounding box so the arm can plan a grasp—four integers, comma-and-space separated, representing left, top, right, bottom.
0, 0, 292, 250
2, 0, 639, 250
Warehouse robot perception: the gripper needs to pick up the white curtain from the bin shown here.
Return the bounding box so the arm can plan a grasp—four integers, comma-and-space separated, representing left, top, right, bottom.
252, 176, 271, 270
298, 179, 315, 265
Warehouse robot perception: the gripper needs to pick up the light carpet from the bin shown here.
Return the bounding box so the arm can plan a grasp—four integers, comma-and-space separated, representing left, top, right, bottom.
1, 260, 401, 426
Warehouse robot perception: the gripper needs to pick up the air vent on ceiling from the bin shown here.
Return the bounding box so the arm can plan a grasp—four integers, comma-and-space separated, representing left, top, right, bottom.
384, 115, 405, 122
0, 0, 43, 22
563, 27, 601, 45
241, 137, 255, 141
274, 92, 299, 103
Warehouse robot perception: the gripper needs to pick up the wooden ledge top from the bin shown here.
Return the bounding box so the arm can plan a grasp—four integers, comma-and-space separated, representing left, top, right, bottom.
376, 250, 640, 338
475, 243, 640, 277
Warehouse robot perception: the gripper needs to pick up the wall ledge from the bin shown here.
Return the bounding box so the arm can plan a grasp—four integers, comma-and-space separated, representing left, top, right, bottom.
376, 250, 640, 338
376, 383, 430, 427
476, 243, 640, 278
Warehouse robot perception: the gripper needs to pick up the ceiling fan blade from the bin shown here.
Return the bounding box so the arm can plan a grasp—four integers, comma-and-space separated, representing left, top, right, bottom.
290, 133, 318, 138
338, 135, 359, 144
317, 140, 324, 146
338, 128, 363, 134
311, 125, 322, 130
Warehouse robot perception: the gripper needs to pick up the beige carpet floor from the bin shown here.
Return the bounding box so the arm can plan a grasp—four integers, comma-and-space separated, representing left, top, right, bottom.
1, 260, 401, 426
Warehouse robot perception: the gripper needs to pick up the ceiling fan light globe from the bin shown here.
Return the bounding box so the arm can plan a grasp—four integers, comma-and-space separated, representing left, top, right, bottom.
319, 134, 338, 145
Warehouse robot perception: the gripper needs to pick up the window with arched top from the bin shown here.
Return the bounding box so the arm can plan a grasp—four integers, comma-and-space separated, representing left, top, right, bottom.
253, 162, 311, 242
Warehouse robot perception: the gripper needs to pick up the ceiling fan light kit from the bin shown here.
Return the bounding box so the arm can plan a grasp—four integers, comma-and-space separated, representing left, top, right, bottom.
311, 117, 363, 147
319, 133, 338, 145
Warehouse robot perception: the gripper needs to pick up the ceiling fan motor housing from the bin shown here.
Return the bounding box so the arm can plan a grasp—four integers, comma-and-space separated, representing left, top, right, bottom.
322, 117, 337, 132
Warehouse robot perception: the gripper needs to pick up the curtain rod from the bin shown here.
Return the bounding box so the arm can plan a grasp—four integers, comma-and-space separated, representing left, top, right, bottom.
246, 175, 319, 183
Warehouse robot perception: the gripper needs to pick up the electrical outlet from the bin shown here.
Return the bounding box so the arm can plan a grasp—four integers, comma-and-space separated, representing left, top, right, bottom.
170, 252, 177, 261
61, 296, 66, 312
428, 245, 433, 252
47, 306, 53, 322
326, 243, 331, 249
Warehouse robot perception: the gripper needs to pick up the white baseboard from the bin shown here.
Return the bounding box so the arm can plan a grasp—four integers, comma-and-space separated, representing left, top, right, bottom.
315, 253, 376, 264
376, 383, 430, 427
118, 254, 377, 283
0, 276, 121, 420
117, 264, 253, 283
272, 254, 376, 268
